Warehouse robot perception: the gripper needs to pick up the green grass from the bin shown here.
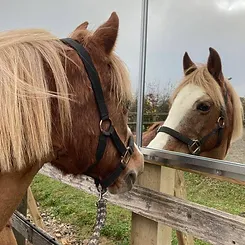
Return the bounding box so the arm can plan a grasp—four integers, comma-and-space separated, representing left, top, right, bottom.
31, 174, 131, 244
31, 172, 245, 245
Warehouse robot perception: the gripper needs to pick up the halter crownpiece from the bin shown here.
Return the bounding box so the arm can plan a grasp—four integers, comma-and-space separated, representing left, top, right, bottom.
60, 38, 134, 190
60, 38, 135, 244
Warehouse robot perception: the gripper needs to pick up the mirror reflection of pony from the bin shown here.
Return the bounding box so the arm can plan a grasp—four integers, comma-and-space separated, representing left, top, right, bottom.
0, 12, 144, 244
139, 48, 243, 244
138, 121, 164, 146
148, 48, 243, 159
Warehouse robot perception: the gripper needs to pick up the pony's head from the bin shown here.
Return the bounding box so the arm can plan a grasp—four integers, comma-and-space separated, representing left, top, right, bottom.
0, 12, 144, 194
148, 48, 243, 159
52, 12, 144, 194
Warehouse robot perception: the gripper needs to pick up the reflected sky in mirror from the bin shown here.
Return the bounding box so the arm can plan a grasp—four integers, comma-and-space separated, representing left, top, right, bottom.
146, 0, 245, 96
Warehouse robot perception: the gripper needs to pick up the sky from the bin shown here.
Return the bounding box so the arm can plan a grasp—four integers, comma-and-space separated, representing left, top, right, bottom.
146, 0, 245, 97
0, 0, 245, 97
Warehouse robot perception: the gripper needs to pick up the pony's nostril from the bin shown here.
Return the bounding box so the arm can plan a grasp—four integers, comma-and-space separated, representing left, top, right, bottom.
127, 171, 136, 184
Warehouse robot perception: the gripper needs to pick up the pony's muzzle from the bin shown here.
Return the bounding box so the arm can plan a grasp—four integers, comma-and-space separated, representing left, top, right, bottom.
124, 170, 137, 189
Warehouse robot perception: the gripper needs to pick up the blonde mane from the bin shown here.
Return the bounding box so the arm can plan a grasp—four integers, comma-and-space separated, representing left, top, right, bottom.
171, 65, 225, 107
225, 79, 244, 142
72, 29, 133, 107
171, 65, 243, 143
109, 53, 133, 105
0, 29, 72, 172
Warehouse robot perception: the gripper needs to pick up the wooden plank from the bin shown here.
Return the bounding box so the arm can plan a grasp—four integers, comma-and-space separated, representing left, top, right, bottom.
174, 171, 194, 245
12, 211, 60, 245
128, 121, 163, 125
13, 193, 27, 245
157, 167, 176, 245
27, 187, 45, 229
128, 112, 168, 116
152, 161, 245, 186
131, 163, 160, 245
142, 151, 245, 186
40, 164, 245, 245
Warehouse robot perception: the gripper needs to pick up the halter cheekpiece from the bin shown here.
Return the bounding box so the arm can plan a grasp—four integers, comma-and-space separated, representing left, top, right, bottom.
60, 38, 135, 245
157, 86, 228, 155
60, 38, 134, 191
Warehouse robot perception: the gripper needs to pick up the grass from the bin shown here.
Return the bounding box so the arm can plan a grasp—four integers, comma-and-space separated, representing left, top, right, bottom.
31, 172, 245, 245
31, 174, 131, 244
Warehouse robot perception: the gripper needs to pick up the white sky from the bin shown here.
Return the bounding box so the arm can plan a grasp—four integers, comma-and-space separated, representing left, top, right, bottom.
0, 0, 245, 96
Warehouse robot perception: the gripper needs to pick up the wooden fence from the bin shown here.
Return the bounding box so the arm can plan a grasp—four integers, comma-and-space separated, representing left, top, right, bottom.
128, 112, 168, 132
23, 150, 244, 245
11, 138, 245, 245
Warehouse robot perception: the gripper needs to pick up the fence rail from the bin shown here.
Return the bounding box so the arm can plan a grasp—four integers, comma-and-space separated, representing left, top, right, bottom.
12, 211, 60, 245
38, 163, 245, 245
128, 112, 168, 131
142, 147, 245, 184
11, 146, 245, 245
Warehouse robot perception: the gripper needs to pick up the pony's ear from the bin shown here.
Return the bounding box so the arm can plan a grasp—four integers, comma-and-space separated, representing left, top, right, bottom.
207, 47, 224, 83
70, 21, 89, 40
183, 52, 197, 75
92, 12, 119, 54
74, 21, 89, 31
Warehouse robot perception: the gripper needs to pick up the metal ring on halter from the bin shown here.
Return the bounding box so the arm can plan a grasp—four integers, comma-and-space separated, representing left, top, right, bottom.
217, 117, 225, 128
188, 140, 201, 155
99, 118, 114, 136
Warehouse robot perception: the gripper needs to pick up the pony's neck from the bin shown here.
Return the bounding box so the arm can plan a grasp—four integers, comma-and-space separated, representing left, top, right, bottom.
201, 138, 230, 160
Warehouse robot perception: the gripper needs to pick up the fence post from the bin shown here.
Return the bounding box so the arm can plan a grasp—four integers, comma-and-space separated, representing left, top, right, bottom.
13, 192, 27, 245
174, 171, 194, 245
131, 163, 176, 245
27, 187, 44, 229
131, 164, 195, 245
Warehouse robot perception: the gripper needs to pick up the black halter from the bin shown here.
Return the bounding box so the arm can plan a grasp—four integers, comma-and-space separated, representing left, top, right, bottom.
157, 87, 228, 155
60, 38, 134, 191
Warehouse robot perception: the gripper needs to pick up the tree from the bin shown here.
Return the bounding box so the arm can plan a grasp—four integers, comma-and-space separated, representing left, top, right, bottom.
129, 81, 174, 132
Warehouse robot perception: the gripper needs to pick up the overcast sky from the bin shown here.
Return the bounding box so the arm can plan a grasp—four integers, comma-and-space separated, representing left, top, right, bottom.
0, 0, 245, 97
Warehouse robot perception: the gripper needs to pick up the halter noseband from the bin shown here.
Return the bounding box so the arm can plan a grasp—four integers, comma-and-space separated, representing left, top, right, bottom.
157, 87, 228, 155
60, 38, 134, 191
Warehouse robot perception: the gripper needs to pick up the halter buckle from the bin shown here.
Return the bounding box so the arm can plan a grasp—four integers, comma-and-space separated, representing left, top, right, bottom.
99, 118, 114, 136
188, 140, 201, 155
217, 117, 225, 128
121, 147, 133, 166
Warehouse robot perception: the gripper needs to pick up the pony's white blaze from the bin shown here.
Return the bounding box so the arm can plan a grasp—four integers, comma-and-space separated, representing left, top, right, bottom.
147, 84, 206, 149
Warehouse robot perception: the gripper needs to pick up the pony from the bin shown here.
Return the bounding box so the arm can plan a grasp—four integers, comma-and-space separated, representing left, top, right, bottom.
0, 221, 16, 245
148, 47, 243, 159
140, 121, 164, 146
145, 48, 244, 244
0, 12, 144, 244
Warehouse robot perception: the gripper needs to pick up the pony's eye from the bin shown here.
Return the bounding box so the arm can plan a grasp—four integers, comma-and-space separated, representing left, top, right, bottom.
197, 102, 211, 112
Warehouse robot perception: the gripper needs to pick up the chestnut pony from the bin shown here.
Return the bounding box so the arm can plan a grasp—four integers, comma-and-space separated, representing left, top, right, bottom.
148, 47, 243, 159
0, 12, 144, 244
140, 122, 164, 146
134, 48, 243, 245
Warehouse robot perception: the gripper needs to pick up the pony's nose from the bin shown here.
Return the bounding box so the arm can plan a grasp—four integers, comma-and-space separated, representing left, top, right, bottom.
125, 170, 137, 185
